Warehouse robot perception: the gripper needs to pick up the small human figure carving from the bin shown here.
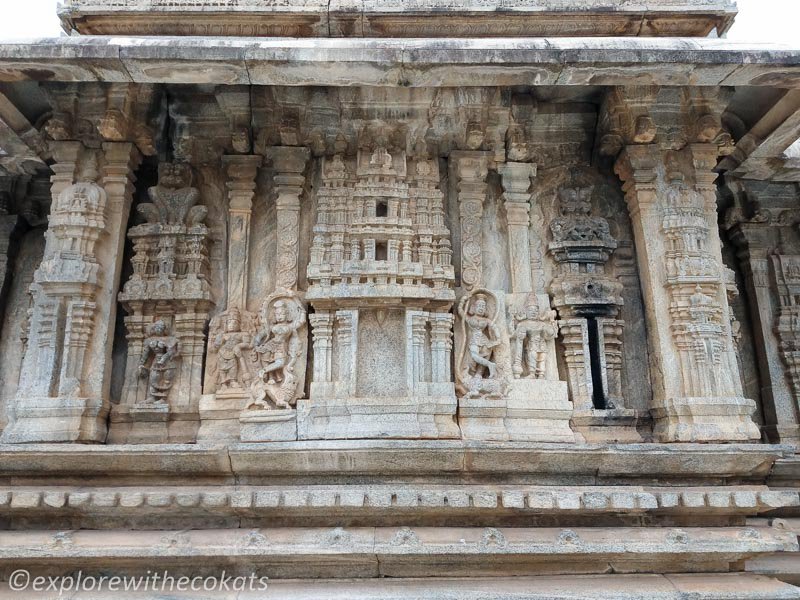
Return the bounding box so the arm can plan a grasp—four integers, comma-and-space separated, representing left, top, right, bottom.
211, 308, 252, 391
460, 293, 501, 380
138, 319, 180, 406
509, 301, 558, 380
248, 295, 306, 410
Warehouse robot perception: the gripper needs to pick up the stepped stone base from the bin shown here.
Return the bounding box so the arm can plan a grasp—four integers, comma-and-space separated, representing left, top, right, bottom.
1, 574, 798, 600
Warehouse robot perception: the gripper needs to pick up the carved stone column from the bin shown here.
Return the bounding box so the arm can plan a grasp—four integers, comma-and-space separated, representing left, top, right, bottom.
451, 151, 490, 292
3, 142, 141, 443
615, 144, 759, 442
730, 221, 799, 443
197, 156, 263, 442
223, 155, 262, 310
407, 310, 428, 391
268, 146, 310, 292
498, 162, 536, 294
0, 179, 20, 307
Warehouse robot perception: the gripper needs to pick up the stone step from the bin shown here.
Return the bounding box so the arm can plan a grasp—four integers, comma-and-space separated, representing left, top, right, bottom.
1, 573, 798, 600
0, 526, 796, 579
747, 517, 800, 586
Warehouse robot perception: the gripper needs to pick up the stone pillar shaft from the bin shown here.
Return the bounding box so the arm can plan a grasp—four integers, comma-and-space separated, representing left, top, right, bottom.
335, 310, 358, 395
728, 225, 799, 443
268, 147, 310, 292
430, 313, 454, 384
452, 152, 490, 292
223, 155, 262, 310
310, 312, 334, 384
499, 162, 536, 294
615, 144, 758, 442
3, 142, 140, 443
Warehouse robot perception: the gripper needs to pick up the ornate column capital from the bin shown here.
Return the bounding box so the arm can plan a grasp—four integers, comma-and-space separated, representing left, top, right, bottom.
451, 150, 491, 185
268, 146, 311, 200
223, 154, 262, 211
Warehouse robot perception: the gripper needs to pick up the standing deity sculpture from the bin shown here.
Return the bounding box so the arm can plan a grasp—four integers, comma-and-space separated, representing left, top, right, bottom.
210, 308, 253, 392
456, 290, 508, 398
247, 292, 307, 410
138, 320, 181, 406
509, 299, 559, 380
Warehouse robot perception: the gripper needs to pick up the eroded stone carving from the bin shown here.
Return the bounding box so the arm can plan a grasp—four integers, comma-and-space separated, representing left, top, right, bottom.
548, 182, 625, 409
138, 319, 181, 406
615, 141, 758, 443
3, 143, 142, 444
508, 297, 559, 381
209, 307, 255, 394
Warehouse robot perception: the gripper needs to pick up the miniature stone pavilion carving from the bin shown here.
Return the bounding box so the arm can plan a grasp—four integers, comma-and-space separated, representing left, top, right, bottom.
548, 179, 635, 441
302, 140, 459, 439
111, 161, 213, 443
5, 0, 800, 596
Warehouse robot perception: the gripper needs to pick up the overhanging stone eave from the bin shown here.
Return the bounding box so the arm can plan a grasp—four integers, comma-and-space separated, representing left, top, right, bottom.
57, 0, 739, 38
0, 36, 798, 87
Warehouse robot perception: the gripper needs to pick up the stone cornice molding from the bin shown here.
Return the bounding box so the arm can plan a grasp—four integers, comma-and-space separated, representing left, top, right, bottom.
1, 38, 800, 88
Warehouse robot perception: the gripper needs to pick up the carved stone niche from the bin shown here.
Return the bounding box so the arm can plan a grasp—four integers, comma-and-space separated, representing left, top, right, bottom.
548, 182, 640, 443
300, 147, 460, 440
453, 288, 576, 443
110, 162, 214, 444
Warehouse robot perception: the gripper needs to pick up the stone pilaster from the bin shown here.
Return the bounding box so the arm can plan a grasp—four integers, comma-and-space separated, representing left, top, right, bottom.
451, 151, 490, 292
407, 310, 428, 391
309, 312, 334, 384
222, 155, 262, 310
3, 142, 141, 443
430, 313, 454, 384
335, 310, 358, 396
498, 162, 536, 294
615, 144, 759, 442
268, 146, 310, 292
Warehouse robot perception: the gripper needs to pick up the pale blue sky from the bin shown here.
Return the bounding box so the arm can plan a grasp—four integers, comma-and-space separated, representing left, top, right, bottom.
0, 0, 796, 42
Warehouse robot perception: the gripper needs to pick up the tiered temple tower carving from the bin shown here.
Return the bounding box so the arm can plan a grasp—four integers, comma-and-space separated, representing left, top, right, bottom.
302, 141, 459, 439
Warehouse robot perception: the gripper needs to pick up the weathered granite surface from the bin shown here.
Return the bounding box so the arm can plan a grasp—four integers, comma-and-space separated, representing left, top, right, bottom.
0, 0, 800, 596
58, 0, 738, 38
1, 37, 800, 87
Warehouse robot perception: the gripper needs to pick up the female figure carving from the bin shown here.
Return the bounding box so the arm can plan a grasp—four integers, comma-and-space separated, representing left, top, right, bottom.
138, 319, 180, 405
